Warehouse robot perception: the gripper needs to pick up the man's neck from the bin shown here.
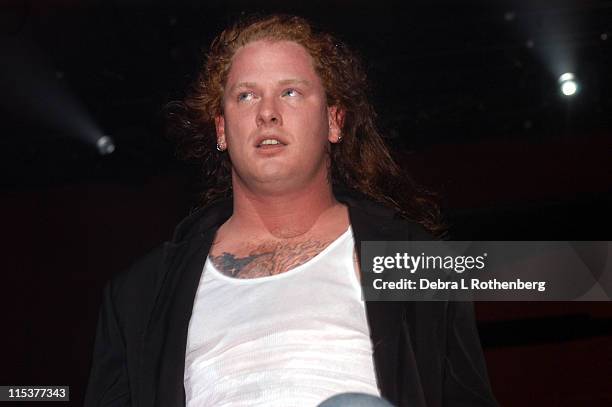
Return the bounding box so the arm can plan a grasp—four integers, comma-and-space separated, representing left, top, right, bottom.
226, 177, 339, 240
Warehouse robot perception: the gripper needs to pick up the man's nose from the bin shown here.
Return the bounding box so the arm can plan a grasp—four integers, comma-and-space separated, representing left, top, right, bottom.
256, 96, 282, 126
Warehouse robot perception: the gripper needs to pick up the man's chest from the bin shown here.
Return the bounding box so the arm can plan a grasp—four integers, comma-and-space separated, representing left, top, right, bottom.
209, 236, 337, 278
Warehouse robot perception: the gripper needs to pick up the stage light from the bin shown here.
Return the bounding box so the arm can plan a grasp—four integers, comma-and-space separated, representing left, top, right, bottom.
96, 135, 116, 155
3, 38, 118, 158
558, 72, 578, 96
561, 81, 577, 96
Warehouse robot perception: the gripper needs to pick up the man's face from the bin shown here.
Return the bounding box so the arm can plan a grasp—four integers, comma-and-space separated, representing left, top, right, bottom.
215, 40, 342, 193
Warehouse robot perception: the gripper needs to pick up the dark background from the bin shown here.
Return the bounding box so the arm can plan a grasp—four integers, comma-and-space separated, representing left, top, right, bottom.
1, 0, 611, 405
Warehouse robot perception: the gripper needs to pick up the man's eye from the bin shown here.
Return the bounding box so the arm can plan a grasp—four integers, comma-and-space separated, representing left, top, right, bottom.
281, 88, 299, 97
237, 92, 254, 102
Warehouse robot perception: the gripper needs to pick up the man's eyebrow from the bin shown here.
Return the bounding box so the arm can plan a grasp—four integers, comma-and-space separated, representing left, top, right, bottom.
228, 79, 312, 92
278, 78, 311, 87
230, 81, 257, 92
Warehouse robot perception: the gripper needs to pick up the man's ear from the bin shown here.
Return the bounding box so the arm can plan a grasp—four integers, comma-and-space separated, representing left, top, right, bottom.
215, 115, 225, 139
215, 115, 227, 151
327, 106, 345, 143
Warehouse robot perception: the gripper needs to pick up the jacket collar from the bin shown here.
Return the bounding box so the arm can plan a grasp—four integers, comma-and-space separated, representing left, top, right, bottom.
144, 188, 421, 406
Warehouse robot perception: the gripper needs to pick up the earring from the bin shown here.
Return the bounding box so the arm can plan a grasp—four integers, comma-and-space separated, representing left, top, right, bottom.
337, 135, 343, 143
216, 142, 225, 152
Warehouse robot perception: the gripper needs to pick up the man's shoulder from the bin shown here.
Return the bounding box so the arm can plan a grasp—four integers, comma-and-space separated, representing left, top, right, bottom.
109, 199, 233, 297
104, 244, 167, 322
335, 187, 434, 242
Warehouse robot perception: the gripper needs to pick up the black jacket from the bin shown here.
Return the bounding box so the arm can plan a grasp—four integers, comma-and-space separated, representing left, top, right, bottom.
85, 189, 498, 407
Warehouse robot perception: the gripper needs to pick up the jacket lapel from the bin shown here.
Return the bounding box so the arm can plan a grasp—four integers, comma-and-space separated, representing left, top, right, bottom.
342, 193, 427, 406
155, 231, 214, 406
141, 202, 231, 407
342, 197, 403, 403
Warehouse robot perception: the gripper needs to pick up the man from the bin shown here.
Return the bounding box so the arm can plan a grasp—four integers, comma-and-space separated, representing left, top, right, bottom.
86, 14, 497, 407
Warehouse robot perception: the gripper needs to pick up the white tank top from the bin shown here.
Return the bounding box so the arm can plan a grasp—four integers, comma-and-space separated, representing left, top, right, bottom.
184, 226, 380, 407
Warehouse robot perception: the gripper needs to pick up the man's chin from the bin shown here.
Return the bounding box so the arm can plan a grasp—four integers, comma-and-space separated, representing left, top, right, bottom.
248, 174, 308, 195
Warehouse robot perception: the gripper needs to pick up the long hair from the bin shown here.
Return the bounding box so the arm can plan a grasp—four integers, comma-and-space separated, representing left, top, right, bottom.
167, 14, 444, 235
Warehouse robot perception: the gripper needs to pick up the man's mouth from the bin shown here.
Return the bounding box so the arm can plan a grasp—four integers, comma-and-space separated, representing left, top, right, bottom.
256, 138, 287, 148
259, 139, 281, 146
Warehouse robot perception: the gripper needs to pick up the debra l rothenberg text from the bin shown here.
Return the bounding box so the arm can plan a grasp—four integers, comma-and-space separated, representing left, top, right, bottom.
372, 253, 488, 274
373, 278, 547, 292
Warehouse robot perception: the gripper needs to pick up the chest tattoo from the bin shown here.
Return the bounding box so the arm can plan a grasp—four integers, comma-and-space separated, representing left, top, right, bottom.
210, 239, 331, 279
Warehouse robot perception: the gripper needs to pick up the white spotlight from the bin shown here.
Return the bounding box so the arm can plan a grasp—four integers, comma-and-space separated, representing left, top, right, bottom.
96, 135, 116, 155
561, 81, 577, 96
558, 72, 578, 97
